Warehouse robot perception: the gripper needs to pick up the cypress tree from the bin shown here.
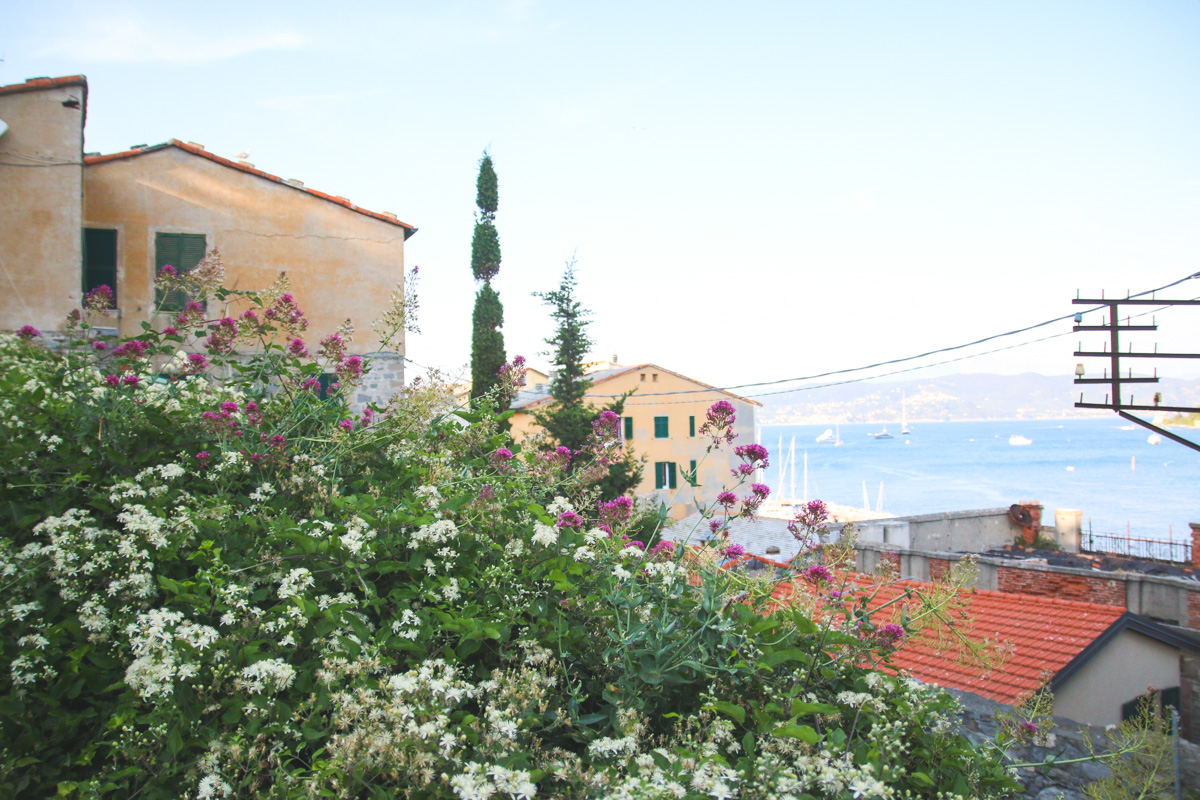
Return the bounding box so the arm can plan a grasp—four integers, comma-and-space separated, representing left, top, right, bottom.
470, 153, 505, 404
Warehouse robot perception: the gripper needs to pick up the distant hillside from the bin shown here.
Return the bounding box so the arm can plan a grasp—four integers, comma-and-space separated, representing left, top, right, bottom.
757, 373, 1200, 424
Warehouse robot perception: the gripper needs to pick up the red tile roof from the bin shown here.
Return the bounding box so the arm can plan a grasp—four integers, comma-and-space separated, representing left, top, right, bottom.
84, 140, 415, 236
765, 561, 1126, 704
0, 75, 87, 96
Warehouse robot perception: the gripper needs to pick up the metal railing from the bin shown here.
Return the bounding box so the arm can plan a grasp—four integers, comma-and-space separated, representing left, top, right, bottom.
1080, 528, 1191, 564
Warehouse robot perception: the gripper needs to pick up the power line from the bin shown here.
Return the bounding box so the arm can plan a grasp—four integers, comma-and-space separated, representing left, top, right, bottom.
576, 271, 1200, 400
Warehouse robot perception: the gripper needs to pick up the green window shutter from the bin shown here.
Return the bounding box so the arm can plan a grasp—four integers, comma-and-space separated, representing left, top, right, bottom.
318, 373, 334, 401
654, 416, 669, 438
624, 416, 633, 440
82, 228, 118, 306
668, 462, 677, 490
155, 232, 207, 311
654, 462, 665, 490
689, 460, 698, 485
689, 415, 696, 437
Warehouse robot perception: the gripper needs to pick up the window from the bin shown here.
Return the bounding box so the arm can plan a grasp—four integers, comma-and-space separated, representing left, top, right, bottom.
689, 415, 696, 437
623, 416, 633, 440
654, 462, 677, 490
83, 228, 118, 306
640, 373, 646, 382
654, 416, 669, 438
689, 460, 698, 485
1122, 687, 1181, 722
317, 372, 335, 400
652, 373, 658, 382
154, 232, 207, 311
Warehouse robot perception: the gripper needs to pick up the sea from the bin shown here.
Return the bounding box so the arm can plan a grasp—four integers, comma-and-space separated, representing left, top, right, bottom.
756, 418, 1200, 542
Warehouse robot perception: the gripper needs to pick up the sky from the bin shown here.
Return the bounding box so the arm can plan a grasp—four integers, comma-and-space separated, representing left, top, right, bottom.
5, 0, 1200, 402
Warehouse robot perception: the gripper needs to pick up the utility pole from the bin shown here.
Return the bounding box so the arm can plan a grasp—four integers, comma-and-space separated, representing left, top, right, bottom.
1072, 293, 1200, 453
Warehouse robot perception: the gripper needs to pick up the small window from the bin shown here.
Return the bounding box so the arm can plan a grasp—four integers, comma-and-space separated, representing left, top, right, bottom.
652, 373, 658, 382
654, 461, 677, 490
689, 459, 699, 485
654, 416, 669, 438
155, 232, 207, 311
83, 228, 118, 306
1122, 687, 1181, 722
623, 416, 633, 440
640, 373, 646, 382
689, 415, 696, 437
317, 372, 335, 400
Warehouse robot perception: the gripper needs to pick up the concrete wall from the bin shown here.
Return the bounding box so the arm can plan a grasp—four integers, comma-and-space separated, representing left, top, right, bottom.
83, 146, 407, 353
855, 508, 1017, 552
512, 365, 759, 519
0, 78, 87, 334
1054, 629, 1182, 727
856, 541, 1200, 629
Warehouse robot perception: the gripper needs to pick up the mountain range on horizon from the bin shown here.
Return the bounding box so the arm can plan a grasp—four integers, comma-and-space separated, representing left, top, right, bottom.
755, 373, 1200, 425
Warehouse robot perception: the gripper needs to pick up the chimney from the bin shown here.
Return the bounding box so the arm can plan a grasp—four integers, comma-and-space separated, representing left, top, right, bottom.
611, 354, 618, 364
1191, 523, 1200, 569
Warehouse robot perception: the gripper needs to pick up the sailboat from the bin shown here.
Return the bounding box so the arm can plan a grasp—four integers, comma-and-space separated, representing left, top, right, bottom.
872, 427, 894, 440
900, 391, 911, 435
834, 422, 843, 446
815, 428, 834, 443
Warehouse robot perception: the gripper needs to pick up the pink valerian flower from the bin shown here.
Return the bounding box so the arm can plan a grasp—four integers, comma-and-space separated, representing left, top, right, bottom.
598, 496, 633, 531
92, 341, 107, 351
104, 374, 121, 388
800, 564, 832, 584
162, 327, 180, 337
220, 401, 239, 414
338, 419, 354, 433
265, 293, 308, 334
360, 408, 375, 427
477, 485, 496, 503
195, 451, 211, 467
157, 264, 178, 280
495, 355, 528, 408
174, 301, 206, 330
261, 433, 287, 454
241, 401, 264, 427
122, 374, 140, 388
557, 511, 583, 529
588, 409, 623, 464
717, 491, 738, 509
319, 332, 348, 363
737, 484, 770, 517
84, 285, 114, 311
288, 338, 309, 358
540, 446, 572, 472
788, 499, 831, 544
721, 542, 746, 560
490, 447, 515, 474
709, 519, 727, 537
733, 443, 770, 474
874, 623, 906, 648
335, 355, 364, 384
239, 308, 263, 338
111, 339, 149, 360
206, 317, 239, 354
300, 377, 322, 393
699, 400, 737, 447
623, 539, 645, 550
184, 353, 209, 374
648, 540, 675, 559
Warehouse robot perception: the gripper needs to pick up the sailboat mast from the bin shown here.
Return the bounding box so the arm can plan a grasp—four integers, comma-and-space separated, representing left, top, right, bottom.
789, 437, 796, 507
803, 450, 808, 504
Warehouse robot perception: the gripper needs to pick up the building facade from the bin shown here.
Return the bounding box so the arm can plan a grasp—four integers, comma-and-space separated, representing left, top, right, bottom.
511, 362, 761, 519
0, 75, 415, 405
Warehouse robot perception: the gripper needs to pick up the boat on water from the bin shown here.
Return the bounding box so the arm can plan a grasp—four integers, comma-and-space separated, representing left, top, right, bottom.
872, 428, 894, 440
834, 422, 843, 446
1119, 425, 1137, 431
815, 428, 834, 443
1148, 434, 1163, 445
1009, 435, 1033, 446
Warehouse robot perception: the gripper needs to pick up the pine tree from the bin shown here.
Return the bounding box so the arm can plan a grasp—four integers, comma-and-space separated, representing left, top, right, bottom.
533, 261, 644, 495
470, 153, 505, 405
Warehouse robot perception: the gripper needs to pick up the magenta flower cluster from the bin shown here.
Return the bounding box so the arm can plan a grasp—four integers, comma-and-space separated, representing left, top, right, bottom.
174, 301, 206, 330
557, 511, 583, 529
698, 400, 738, 446
800, 564, 832, 584
733, 443, 769, 476
84, 285, 114, 311
788, 499, 831, 544
17, 325, 40, 341
490, 447, 515, 474
597, 496, 633, 532
206, 317, 239, 354
112, 339, 149, 360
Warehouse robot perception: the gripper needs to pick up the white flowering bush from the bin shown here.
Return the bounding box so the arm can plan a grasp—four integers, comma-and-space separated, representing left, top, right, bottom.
0, 267, 1020, 799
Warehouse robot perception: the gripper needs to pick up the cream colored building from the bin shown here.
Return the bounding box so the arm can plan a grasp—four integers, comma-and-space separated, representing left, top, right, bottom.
511, 362, 761, 519
0, 75, 415, 404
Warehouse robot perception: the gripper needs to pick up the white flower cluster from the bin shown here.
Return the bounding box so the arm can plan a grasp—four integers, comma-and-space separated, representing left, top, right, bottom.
411, 519, 459, 548
238, 657, 297, 694
448, 762, 537, 800
546, 496, 573, 516
278, 567, 314, 600
124, 608, 219, 699
530, 522, 557, 548
339, 515, 376, 555
642, 560, 687, 587
390, 609, 422, 640
415, 484, 442, 511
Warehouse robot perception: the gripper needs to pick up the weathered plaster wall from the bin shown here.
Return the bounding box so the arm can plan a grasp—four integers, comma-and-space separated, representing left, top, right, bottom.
1053, 629, 1181, 727
0, 80, 86, 334
83, 147, 407, 355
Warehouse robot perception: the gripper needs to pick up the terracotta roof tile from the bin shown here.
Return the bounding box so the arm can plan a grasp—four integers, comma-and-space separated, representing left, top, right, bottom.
0, 75, 87, 96
756, 557, 1126, 704
84, 140, 415, 236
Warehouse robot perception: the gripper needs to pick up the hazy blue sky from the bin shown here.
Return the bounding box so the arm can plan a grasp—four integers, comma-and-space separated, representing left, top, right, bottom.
5, 1, 1200, 400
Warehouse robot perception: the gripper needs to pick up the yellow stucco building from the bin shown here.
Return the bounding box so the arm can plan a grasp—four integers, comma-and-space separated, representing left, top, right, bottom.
0, 75, 415, 404
511, 362, 761, 520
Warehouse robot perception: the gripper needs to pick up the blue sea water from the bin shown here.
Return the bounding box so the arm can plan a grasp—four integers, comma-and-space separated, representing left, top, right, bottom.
757, 419, 1200, 540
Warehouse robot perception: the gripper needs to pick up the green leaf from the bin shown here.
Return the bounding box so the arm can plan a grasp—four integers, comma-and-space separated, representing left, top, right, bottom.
772, 724, 820, 744
790, 700, 838, 717
709, 701, 745, 725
